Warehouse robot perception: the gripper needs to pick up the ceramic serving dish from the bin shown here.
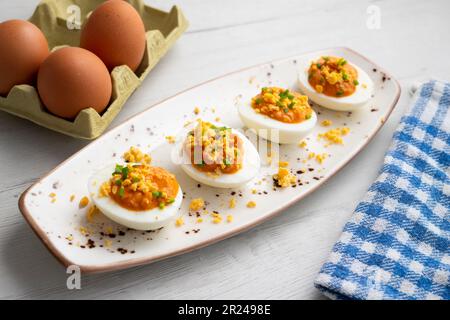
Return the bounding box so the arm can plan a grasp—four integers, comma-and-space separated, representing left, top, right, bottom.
19, 47, 400, 273
0, 0, 188, 139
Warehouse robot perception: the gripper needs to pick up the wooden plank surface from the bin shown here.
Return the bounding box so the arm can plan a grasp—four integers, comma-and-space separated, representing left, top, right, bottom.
0, 0, 449, 299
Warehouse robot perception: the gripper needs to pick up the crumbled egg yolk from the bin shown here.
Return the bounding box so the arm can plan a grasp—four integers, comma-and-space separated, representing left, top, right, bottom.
298, 140, 307, 148
229, 197, 236, 208
194, 107, 200, 115
86, 205, 99, 223
247, 201, 256, 208
227, 215, 233, 223
123, 146, 151, 164
49, 192, 56, 198
100, 164, 178, 211
165, 136, 176, 144
273, 161, 296, 187
197, 218, 203, 223
251, 87, 313, 123
315, 153, 328, 164
175, 217, 184, 227
79, 196, 89, 208
321, 120, 332, 127
318, 127, 350, 145
211, 213, 222, 224
185, 120, 243, 174
70, 194, 75, 202
104, 226, 114, 234
189, 198, 205, 211
79, 226, 89, 236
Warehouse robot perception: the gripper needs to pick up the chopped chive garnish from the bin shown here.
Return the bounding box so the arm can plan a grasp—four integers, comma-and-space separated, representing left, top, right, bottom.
152, 191, 162, 198
283, 108, 289, 113
305, 114, 312, 120
255, 98, 263, 104
132, 177, 140, 183
323, 56, 329, 61
316, 63, 322, 69
288, 102, 295, 109
118, 186, 125, 198
338, 58, 347, 66
336, 90, 344, 96
121, 167, 129, 179
353, 79, 359, 86
114, 164, 123, 175
159, 202, 165, 209
262, 87, 268, 92
115, 179, 122, 186
276, 101, 284, 107
287, 94, 294, 100
342, 73, 349, 81
168, 198, 175, 204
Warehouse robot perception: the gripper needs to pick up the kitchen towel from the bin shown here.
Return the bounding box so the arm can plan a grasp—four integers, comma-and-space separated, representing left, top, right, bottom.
315, 80, 449, 300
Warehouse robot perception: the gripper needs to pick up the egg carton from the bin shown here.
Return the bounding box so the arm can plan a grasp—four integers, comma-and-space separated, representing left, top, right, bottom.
0, 0, 188, 139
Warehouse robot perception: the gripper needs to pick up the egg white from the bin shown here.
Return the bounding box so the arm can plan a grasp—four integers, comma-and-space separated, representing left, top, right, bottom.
298, 59, 374, 111
88, 164, 182, 230
178, 126, 260, 188
238, 102, 317, 144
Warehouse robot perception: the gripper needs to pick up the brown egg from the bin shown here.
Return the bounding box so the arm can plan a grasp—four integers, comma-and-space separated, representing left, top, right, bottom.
0, 20, 49, 96
37, 47, 112, 119
80, 0, 146, 72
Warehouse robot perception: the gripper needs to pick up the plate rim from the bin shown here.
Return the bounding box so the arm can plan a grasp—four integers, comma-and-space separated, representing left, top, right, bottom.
18, 47, 402, 273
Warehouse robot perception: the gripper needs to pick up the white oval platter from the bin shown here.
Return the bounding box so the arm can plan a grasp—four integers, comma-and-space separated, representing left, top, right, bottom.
19, 47, 400, 273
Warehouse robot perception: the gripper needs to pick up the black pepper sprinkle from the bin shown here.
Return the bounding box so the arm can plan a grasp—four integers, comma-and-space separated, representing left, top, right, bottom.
373, 68, 377, 72
117, 248, 127, 254
231, 191, 236, 196
118, 231, 125, 236
371, 108, 378, 112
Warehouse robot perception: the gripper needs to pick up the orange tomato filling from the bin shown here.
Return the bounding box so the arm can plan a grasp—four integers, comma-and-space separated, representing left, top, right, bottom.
184, 121, 243, 174
308, 56, 359, 97
251, 87, 313, 123
100, 164, 179, 211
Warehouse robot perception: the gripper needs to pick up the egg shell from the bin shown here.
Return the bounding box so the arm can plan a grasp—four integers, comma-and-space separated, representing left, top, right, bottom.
88, 164, 183, 231
0, 20, 49, 96
37, 47, 112, 119
80, 0, 146, 72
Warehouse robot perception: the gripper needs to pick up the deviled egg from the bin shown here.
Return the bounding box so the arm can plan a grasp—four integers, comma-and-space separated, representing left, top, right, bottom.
238, 87, 317, 144
298, 56, 373, 111
88, 163, 182, 230
178, 120, 260, 188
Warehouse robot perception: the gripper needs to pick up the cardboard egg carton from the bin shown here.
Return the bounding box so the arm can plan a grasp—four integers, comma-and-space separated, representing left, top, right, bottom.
0, 0, 188, 139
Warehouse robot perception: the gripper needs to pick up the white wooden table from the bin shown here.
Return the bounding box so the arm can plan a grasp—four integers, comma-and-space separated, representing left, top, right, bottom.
0, 0, 449, 300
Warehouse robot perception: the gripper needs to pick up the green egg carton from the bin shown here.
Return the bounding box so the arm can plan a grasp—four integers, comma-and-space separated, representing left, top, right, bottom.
0, 0, 188, 139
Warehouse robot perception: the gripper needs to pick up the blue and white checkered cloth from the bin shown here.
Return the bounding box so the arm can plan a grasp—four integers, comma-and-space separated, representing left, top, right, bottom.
315, 80, 450, 300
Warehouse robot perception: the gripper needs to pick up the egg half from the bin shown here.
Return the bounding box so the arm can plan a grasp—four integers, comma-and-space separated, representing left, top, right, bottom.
238, 102, 317, 144
298, 58, 374, 111
88, 164, 182, 230
177, 121, 260, 188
